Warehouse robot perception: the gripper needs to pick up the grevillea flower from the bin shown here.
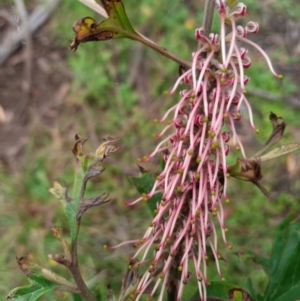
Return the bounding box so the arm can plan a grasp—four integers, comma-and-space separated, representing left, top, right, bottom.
108, 1, 281, 300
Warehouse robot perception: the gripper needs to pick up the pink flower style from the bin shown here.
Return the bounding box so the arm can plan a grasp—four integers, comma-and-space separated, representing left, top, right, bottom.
109, 1, 281, 300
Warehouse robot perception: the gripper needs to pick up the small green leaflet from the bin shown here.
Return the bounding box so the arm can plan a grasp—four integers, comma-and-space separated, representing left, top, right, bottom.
100, 0, 137, 36
7, 275, 59, 301
130, 172, 162, 215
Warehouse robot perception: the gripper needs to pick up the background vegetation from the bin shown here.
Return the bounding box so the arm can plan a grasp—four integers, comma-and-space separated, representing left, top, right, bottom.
0, 0, 300, 300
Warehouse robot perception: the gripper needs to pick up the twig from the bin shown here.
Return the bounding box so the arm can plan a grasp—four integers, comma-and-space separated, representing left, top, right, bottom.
52, 240, 98, 301
68, 241, 98, 301
76, 0, 192, 68
14, 0, 32, 92
202, 0, 215, 38
0, 0, 60, 66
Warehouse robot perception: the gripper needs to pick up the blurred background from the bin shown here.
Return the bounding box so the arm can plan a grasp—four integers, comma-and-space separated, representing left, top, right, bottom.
0, 0, 300, 300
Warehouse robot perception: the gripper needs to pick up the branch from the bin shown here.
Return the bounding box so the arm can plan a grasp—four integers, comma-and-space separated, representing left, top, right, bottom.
202, 0, 215, 38
68, 241, 98, 301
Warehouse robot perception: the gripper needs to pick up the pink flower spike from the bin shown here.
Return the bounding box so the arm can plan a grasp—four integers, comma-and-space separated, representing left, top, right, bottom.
236, 25, 247, 38
246, 21, 259, 34
200, 73, 210, 116
233, 43, 246, 91
149, 277, 162, 299
106, 239, 140, 250
230, 3, 247, 19
156, 123, 173, 137
242, 55, 252, 69
195, 27, 211, 44
158, 271, 169, 301
209, 33, 219, 47
225, 62, 239, 111
216, 0, 226, 15
220, 14, 226, 65
118, 2, 283, 299
158, 103, 180, 123
195, 50, 215, 95
240, 95, 256, 130
169, 69, 192, 95
225, 18, 237, 68
124, 196, 144, 206
135, 232, 161, 262
238, 36, 282, 78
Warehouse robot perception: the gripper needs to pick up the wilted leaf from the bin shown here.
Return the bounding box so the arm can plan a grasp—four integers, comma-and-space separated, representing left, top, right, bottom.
228, 158, 262, 182
228, 158, 270, 198
72, 134, 93, 172
118, 260, 139, 301
49, 181, 72, 206
77, 193, 110, 219
253, 112, 286, 158
51, 227, 72, 261
95, 135, 119, 158
259, 143, 300, 162
84, 165, 105, 185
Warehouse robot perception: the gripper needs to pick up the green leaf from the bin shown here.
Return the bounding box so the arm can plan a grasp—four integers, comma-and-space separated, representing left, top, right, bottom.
208, 282, 254, 300
190, 282, 253, 301
72, 294, 85, 301
70, 0, 139, 51
247, 214, 300, 301
207, 281, 233, 300
7, 275, 59, 301
130, 172, 162, 215
100, 0, 137, 35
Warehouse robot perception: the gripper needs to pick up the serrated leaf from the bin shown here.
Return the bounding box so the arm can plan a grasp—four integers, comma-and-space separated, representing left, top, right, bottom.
130, 173, 162, 215
7, 275, 59, 301
259, 143, 300, 162
131, 173, 155, 194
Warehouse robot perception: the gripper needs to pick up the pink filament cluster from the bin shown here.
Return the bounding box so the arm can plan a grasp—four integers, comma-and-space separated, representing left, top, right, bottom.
114, 2, 281, 300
